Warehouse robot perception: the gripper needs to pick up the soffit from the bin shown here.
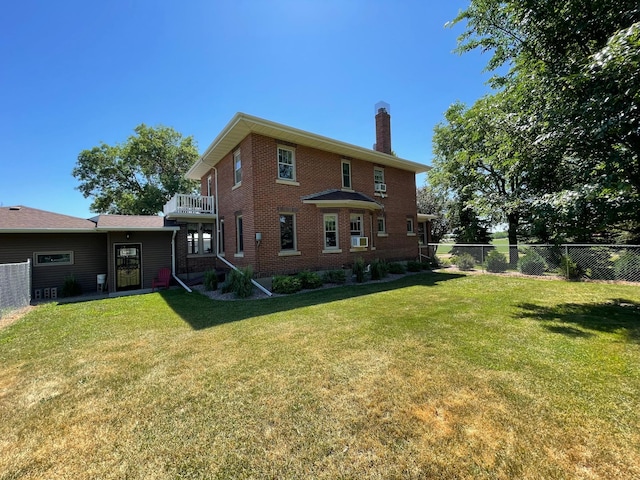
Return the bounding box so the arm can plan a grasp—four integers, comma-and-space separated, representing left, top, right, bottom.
186, 113, 430, 180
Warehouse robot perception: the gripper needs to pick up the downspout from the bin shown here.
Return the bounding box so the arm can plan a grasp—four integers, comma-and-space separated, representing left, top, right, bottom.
211, 166, 271, 297
171, 229, 192, 293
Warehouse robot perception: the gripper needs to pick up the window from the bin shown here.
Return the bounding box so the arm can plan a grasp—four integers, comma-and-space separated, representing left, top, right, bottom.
350, 213, 363, 237
207, 175, 212, 196
236, 215, 244, 253
219, 220, 225, 254
34, 251, 73, 266
324, 214, 338, 249
233, 149, 242, 186
374, 167, 385, 186
280, 213, 296, 251
342, 160, 352, 189
278, 146, 295, 181
407, 217, 415, 234
377, 216, 386, 234
187, 223, 214, 255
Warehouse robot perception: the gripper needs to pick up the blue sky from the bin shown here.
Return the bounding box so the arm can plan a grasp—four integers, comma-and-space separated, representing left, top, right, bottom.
1, 0, 492, 219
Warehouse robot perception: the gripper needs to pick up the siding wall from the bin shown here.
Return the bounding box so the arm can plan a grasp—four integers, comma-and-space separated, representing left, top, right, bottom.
201, 132, 420, 277
107, 231, 173, 291
0, 233, 107, 294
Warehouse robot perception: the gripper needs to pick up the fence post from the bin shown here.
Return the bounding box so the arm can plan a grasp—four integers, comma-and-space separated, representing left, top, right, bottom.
565, 245, 569, 278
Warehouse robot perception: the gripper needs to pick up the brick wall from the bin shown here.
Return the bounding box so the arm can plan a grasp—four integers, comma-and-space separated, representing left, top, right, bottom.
205, 132, 419, 277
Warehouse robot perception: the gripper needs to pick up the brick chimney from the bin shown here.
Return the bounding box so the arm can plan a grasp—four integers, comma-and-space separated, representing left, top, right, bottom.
374, 101, 391, 154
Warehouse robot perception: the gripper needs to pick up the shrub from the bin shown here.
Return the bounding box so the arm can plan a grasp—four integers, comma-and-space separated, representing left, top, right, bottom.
485, 250, 508, 273
322, 269, 346, 284
272, 275, 302, 294
558, 255, 583, 281
450, 244, 492, 263
455, 253, 475, 271
61, 275, 82, 298
614, 251, 640, 281
203, 269, 218, 291
353, 257, 367, 283
420, 260, 434, 270
406, 260, 422, 272
296, 271, 323, 289
221, 266, 254, 298
370, 258, 389, 280
518, 250, 547, 276
388, 262, 406, 274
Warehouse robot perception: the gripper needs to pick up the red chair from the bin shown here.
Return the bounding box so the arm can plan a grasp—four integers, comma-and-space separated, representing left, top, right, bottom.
152, 268, 171, 292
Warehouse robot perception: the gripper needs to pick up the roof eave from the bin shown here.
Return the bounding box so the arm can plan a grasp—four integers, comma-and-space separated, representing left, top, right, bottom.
186, 113, 431, 180
302, 199, 383, 211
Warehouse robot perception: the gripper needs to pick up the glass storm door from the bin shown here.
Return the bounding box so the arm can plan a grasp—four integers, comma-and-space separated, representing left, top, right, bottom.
115, 244, 141, 291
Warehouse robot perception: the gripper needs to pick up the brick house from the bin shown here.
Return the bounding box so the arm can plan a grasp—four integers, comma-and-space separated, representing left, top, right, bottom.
164, 105, 431, 278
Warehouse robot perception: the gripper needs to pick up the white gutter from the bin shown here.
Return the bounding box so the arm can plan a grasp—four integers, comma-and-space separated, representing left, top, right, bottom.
216, 254, 272, 297
171, 230, 192, 293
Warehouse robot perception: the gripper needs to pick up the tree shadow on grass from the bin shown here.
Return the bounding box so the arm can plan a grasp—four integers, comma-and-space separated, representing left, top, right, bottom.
160, 271, 465, 330
515, 299, 640, 343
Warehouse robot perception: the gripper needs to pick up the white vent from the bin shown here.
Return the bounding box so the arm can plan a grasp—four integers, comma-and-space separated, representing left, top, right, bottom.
375, 183, 387, 193
351, 236, 369, 248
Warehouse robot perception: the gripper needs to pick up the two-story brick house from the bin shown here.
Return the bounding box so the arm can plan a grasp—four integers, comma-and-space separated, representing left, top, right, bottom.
164, 104, 430, 278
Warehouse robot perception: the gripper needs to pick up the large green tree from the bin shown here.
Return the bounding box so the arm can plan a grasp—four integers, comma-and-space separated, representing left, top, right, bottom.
416, 184, 452, 244
73, 124, 199, 215
445, 0, 640, 243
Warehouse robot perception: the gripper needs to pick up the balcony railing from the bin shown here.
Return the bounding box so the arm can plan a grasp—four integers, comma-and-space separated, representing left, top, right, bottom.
163, 194, 216, 217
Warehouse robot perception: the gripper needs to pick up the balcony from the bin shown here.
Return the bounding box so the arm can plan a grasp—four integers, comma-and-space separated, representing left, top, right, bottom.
163, 194, 216, 219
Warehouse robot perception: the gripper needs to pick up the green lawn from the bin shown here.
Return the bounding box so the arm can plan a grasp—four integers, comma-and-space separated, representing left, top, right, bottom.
1, 273, 640, 479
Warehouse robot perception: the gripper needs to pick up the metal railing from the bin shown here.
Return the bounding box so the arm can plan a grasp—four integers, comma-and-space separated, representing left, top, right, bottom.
421, 243, 640, 283
163, 194, 216, 216
0, 259, 31, 317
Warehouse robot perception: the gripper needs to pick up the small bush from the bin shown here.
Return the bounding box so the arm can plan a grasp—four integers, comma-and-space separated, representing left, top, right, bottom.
272, 275, 302, 294
203, 269, 218, 291
61, 275, 82, 297
407, 260, 422, 272
353, 257, 367, 283
322, 269, 346, 284
558, 255, 583, 280
296, 271, 323, 289
485, 250, 508, 273
420, 260, 433, 270
455, 253, 475, 271
614, 251, 640, 281
388, 262, 406, 274
518, 250, 547, 276
370, 258, 389, 280
221, 266, 254, 298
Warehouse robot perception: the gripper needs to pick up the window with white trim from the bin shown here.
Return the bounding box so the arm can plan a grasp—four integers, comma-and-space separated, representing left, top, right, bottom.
342, 160, 352, 189
187, 223, 214, 255
407, 217, 415, 234
278, 146, 296, 181
350, 213, 363, 237
233, 149, 242, 186
34, 251, 74, 266
377, 216, 386, 234
324, 214, 338, 249
279, 213, 297, 251
374, 167, 385, 186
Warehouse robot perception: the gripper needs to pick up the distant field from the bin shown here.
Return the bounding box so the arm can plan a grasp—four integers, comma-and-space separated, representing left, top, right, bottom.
434, 238, 509, 255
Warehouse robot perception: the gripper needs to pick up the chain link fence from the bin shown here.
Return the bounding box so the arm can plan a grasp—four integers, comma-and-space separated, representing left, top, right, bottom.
0, 259, 32, 317
422, 244, 640, 283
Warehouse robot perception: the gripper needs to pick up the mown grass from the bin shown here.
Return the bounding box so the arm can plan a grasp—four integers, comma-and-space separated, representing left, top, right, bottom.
1, 273, 640, 479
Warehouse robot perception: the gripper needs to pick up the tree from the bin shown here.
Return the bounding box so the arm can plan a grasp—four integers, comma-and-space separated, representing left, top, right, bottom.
416, 184, 451, 243
449, 1, 640, 242
72, 124, 199, 215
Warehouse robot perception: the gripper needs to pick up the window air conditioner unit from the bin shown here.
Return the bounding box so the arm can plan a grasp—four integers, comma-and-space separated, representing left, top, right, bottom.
375, 183, 387, 193
351, 236, 369, 248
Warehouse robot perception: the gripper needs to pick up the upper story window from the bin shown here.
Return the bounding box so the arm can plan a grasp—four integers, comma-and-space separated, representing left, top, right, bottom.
341, 160, 352, 189
278, 146, 296, 181
207, 175, 212, 196
374, 167, 385, 186
233, 149, 242, 186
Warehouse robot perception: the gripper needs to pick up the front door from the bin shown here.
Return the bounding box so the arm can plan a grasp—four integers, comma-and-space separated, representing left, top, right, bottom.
115, 244, 142, 291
